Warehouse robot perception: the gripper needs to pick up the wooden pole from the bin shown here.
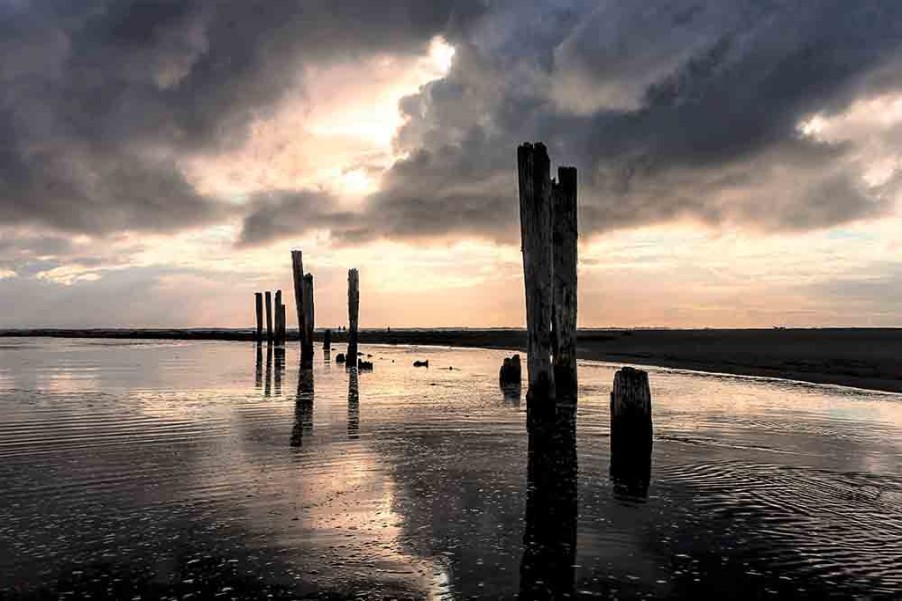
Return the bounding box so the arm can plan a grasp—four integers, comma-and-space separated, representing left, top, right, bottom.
323, 328, 332, 350
610, 367, 653, 496
264, 291, 273, 342
254, 292, 263, 342
278, 303, 287, 345
291, 250, 306, 349
518, 143, 555, 405
552, 166, 578, 398
347, 269, 359, 366
274, 290, 283, 345
302, 274, 315, 367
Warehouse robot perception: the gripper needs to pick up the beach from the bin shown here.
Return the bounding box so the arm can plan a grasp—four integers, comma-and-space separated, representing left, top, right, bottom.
3, 327, 900, 393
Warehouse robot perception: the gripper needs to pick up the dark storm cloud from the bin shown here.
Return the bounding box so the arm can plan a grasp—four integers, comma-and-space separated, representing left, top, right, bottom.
368, 0, 902, 242
237, 190, 360, 247
0, 0, 488, 234
3, 0, 901, 246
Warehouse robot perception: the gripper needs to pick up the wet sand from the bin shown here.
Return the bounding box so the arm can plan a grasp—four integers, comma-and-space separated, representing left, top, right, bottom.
2, 327, 900, 392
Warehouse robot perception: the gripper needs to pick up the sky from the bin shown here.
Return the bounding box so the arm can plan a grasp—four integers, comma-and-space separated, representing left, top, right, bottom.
0, 0, 900, 329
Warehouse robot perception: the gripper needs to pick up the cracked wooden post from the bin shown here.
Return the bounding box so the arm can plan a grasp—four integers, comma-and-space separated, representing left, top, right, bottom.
254, 292, 263, 342
264, 291, 273, 342
302, 274, 315, 367
347, 269, 359, 367
553, 166, 578, 399
291, 250, 306, 350
274, 290, 284, 345
518, 142, 555, 407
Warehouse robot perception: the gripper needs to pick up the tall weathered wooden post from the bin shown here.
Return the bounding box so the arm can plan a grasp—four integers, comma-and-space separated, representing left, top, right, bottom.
323, 329, 332, 351
265, 291, 273, 342
552, 167, 578, 398
302, 274, 315, 367
347, 269, 360, 366
518, 143, 555, 405
291, 250, 306, 348
254, 292, 263, 342
274, 290, 284, 345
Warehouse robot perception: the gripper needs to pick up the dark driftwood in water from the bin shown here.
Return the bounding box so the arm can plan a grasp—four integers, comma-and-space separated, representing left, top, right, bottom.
499, 354, 522, 385
347, 269, 360, 366
264, 291, 273, 341
323, 328, 332, 350
254, 293, 263, 342
553, 166, 578, 398
413, 360, 429, 368
518, 143, 555, 403
302, 274, 315, 366
610, 367, 653, 476
291, 250, 306, 349
358, 359, 373, 371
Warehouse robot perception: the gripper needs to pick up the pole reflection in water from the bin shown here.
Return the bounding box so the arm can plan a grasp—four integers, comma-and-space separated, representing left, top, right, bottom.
274, 346, 285, 396
323, 348, 331, 364
290, 367, 315, 448
264, 343, 273, 397
348, 367, 359, 440
609, 437, 652, 501
501, 381, 522, 407
519, 405, 578, 600
254, 343, 263, 389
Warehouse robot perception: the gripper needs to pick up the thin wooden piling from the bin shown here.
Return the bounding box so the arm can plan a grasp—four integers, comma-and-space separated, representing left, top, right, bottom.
518, 143, 555, 404
323, 329, 332, 350
265, 291, 273, 342
254, 293, 263, 342
552, 166, 578, 398
278, 303, 287, 345
274, 290, 283, 345
347, 269, 360, 365
302, 274, 315, 366
291, 250, 306, 349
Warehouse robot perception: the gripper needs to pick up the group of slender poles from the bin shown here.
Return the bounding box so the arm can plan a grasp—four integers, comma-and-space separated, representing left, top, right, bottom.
253, 251, 360, 369
254, 291, 287, 345
517, 142, 579, 406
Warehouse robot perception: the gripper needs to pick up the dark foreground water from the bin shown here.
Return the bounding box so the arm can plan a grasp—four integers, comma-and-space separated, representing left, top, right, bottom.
0, 339, 900, 600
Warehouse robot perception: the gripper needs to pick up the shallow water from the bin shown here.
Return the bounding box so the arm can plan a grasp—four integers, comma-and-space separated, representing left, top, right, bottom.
0, 339, 900, 599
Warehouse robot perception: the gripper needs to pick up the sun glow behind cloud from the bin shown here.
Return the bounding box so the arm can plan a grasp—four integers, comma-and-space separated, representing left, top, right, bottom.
184, 36, 456, 202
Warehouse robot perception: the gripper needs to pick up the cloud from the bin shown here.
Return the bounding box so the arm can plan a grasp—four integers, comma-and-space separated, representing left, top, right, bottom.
370, 0, 902, 242
0, 0, 488, 235
2, 0, 900, 249
236, 189, 359, 247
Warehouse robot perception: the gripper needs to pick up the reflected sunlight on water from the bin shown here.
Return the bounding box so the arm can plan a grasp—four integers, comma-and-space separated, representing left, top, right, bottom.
0, 339, 900, 599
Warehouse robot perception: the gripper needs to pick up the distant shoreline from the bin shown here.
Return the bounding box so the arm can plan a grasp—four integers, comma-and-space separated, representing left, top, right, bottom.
1, 327, 900, 394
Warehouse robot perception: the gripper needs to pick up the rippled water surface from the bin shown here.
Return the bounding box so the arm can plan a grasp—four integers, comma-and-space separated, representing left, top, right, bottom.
1, 339, 900, 599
